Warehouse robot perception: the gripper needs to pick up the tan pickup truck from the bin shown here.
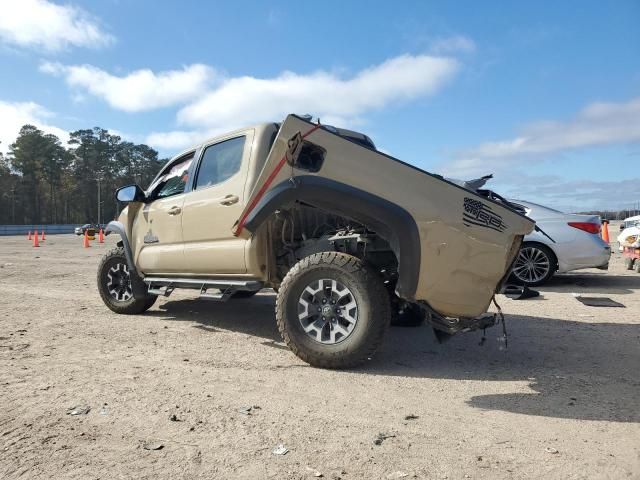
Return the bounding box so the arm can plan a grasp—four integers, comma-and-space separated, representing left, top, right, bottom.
99, 114, 535, 368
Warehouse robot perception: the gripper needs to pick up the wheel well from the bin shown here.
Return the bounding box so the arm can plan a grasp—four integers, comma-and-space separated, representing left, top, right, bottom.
521, 241, 558, 271
263, 203, 399, 292
242, 175, 420, 299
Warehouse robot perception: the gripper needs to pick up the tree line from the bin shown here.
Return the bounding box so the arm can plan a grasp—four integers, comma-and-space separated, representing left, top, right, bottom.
0, 125, 166, 225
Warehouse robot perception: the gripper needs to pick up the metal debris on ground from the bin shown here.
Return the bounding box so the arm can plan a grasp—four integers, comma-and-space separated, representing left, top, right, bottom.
574, 296, 625, 308
66, 405, 90, 416
272, 444, 289, 455
504, 285, 541, 300
143, 441, 164, 451
305, 466, 323, 477
99, 403, 108, 415
386, 472, 409, 479
545, 447, 559, 454
238, 405, 260, 415
373, 433, 396, 445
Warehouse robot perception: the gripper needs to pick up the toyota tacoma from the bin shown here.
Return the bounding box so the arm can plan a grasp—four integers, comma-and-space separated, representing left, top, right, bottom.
98, 114, 535, 368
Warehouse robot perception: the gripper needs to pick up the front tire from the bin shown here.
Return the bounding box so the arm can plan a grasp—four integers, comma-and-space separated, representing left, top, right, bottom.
97, 247, 157, 314
276, 252, 390, 369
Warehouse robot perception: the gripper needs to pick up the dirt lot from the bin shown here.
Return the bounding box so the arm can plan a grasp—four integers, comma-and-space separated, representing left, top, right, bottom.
1, 233, 638, 479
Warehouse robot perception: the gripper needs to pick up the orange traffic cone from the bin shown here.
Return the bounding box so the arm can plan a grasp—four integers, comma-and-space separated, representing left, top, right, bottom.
33, 228, 40, 247
41, 229, 46, 241
28, 230, 32, 240
602, 220, 610, 243
98, 228, 104, 243
83, 230, 91, 248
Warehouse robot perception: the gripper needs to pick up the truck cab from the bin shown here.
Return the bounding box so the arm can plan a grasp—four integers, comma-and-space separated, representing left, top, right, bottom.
123, 124, 276, 277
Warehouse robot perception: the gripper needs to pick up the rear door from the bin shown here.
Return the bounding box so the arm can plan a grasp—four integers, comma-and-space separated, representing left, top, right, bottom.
181, 131, 253, 274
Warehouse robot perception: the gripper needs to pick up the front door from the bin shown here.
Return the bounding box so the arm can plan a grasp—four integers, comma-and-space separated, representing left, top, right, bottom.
181, 133, 252, 274
134, 152, 194, 273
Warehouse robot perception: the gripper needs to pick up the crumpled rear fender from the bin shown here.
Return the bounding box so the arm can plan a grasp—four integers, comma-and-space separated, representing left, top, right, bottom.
241, 175, 421, 300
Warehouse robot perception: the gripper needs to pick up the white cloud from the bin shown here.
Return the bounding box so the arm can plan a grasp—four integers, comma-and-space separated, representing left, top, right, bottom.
0, 101, 68, 154
444, 97, 640, 177
49, 54, 459, 153
43, 54, 458, 122
41, 62, 217, 112
0, 0, 113, 52
145, 130, 212, 151
177, 54, 459, 130
430, 35, 476, 54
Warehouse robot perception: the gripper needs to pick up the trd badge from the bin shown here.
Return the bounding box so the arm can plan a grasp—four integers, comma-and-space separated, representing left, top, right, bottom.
463, 197, 507, 232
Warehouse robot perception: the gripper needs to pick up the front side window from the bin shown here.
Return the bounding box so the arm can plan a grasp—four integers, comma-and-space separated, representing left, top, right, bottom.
195, 136, 245, 190
150, 153, 194, 199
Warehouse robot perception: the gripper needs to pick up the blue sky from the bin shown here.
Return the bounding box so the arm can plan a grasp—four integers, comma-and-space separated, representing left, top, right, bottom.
1, 0, 639, 212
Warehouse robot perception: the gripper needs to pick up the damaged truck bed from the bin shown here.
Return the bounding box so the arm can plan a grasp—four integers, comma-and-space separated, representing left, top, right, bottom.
103, 114, 535, 368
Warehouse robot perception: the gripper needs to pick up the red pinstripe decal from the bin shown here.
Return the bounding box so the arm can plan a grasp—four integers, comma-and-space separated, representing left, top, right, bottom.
234, 123, 321, 236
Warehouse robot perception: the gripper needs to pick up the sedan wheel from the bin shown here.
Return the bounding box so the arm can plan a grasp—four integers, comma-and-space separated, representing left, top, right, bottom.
512, 245, 555, 286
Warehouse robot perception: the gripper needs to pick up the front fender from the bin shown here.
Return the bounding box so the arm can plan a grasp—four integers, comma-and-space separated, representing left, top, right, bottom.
105, 221, 136, 273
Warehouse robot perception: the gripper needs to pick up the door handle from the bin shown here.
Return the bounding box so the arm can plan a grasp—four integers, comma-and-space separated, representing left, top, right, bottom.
167, 206, 182, 215
220, 194, 239, 206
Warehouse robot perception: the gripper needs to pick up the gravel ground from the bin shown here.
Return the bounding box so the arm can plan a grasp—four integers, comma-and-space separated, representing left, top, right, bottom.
1, 233, 638, 479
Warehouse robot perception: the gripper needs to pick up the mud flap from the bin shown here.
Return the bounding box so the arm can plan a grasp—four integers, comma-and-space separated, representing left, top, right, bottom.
429, 313, 498, 342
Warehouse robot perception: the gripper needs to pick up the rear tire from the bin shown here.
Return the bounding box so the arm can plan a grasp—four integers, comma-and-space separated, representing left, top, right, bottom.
97, 247, 157, 314
276, 252, 390, 369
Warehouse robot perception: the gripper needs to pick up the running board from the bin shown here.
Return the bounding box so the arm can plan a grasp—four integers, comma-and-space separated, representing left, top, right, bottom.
143, 277, 263, 302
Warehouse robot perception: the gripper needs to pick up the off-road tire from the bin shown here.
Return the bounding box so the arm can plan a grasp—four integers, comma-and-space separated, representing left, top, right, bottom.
276, 252, 390, 369
97, 247, 157, 314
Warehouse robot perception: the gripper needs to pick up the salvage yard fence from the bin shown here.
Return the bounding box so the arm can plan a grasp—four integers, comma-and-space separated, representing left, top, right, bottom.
0, 224, 82, 236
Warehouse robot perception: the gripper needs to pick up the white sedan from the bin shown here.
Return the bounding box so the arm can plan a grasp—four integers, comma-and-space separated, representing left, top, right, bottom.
508, 200, 611, 286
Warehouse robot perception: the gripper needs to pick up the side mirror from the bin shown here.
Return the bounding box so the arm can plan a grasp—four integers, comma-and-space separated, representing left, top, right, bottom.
116, 184, 145, 203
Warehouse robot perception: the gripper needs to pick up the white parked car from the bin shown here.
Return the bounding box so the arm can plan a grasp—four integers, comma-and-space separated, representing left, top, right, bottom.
619, 214, 640, 231
618, 215, 640, 252
507, 200, 611, 286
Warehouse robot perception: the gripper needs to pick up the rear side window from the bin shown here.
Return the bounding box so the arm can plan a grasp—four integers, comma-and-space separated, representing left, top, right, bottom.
195, 136, 245, 190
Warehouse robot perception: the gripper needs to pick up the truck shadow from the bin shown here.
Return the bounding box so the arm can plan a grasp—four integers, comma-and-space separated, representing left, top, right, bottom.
151, 293, 639, 424
373, 314, 640, 423
153, 292, 282, 341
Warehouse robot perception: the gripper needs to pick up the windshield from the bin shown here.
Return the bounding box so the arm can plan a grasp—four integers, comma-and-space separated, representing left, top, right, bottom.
510, 199, 564, 214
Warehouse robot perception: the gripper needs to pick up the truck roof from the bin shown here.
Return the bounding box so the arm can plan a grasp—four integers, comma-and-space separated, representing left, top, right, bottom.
168, 121, 376, 161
